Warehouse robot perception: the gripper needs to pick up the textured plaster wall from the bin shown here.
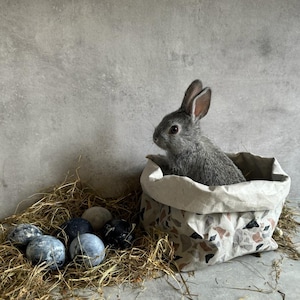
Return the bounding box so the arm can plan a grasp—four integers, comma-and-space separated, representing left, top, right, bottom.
1, 0, 300, 219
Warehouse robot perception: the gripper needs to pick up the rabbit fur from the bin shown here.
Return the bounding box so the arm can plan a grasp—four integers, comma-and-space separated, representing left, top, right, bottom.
147, 79, 245, 186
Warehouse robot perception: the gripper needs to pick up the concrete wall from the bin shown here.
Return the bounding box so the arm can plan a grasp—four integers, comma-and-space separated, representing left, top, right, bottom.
1, 0, 299, 219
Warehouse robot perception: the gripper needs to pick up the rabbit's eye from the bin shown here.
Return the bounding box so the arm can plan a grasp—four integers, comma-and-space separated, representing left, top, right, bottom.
169, 125, 179, 135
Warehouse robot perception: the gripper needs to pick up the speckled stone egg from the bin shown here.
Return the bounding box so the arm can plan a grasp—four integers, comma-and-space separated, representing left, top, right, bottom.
81, 206, 112, 232
101, 219, 135, 249
7, 223, 43, 248
69, 233, 105, 267
26, 235, 66, 270
58, 218, 93, 243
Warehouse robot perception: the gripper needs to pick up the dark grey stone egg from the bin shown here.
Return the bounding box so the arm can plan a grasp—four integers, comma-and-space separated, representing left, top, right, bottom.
7, 223, 43, 248
69, 233, 105, 267
58, 217, 93, 243
26, 235, 66, 270
101, 219, 135, 249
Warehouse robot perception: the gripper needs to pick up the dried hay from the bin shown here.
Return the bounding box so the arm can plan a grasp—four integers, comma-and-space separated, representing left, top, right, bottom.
0, 174, 175, 299
0, 173, 299, 299
274, 203, 300, 260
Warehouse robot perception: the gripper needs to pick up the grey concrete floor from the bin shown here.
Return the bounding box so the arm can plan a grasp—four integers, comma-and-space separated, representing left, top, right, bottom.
70, 250, 299, 300
61, 222, 300, 299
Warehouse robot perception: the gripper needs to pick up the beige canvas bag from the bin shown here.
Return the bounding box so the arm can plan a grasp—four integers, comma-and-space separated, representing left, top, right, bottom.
140, 152, 291, 271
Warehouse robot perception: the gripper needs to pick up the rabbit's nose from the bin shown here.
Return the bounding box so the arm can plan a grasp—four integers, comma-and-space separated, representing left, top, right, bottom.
153, 132, 157, 142
153, 133, 160, 144
153, 129, 160, 144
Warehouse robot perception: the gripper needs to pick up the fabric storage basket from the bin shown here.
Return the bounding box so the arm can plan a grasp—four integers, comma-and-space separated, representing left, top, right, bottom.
140, 152, 291, 272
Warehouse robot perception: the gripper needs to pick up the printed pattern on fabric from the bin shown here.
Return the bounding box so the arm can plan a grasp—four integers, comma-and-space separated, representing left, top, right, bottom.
140, 194, 282, 271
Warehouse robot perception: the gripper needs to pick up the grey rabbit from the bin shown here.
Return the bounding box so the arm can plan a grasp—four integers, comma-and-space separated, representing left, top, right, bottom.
147, 79, 246, 186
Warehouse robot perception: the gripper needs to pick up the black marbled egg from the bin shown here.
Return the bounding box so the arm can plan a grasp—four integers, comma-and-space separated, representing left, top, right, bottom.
101, 219, 135, 249
7, 223, 43, 248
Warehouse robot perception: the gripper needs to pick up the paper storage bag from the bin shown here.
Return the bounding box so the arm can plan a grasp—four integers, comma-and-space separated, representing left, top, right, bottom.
140, 152, 291, 271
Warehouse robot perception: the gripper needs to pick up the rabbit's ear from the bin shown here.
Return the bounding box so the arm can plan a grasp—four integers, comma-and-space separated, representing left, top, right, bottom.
181, 80, 203, 111
191, 88, 211, 121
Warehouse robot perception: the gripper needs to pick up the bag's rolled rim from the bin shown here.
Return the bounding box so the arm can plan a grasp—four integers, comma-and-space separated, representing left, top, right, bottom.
140, 153, 291, 214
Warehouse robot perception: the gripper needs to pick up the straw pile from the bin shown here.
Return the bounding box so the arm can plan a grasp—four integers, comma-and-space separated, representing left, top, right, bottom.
274, 203, 300, 260
0, 174, 175, 299
0, 173, 299, 299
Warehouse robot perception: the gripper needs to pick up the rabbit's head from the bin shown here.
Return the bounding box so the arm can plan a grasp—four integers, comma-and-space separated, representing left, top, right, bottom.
153, 80, 211, 155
